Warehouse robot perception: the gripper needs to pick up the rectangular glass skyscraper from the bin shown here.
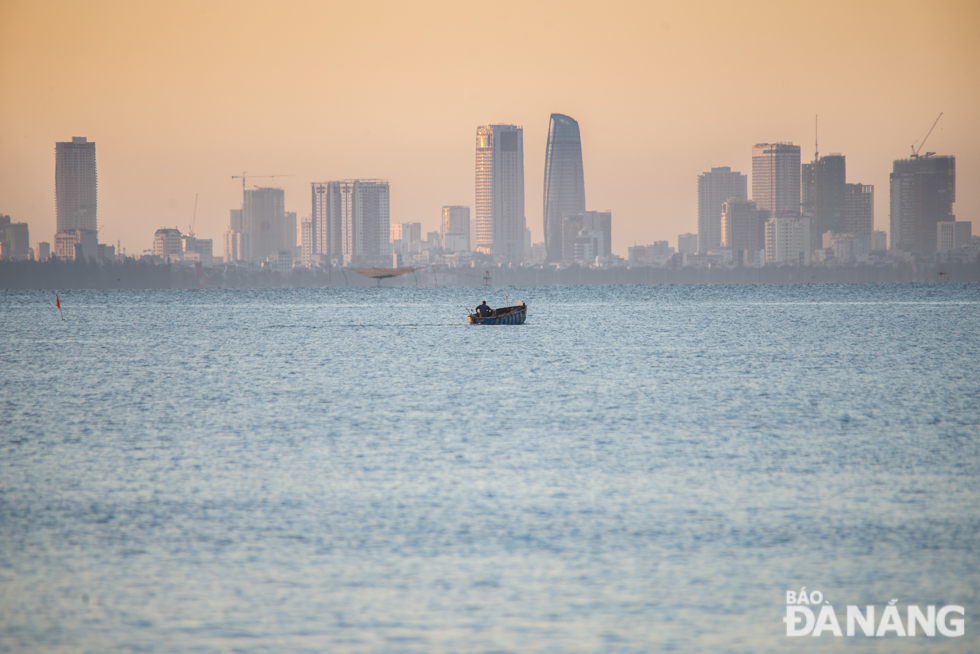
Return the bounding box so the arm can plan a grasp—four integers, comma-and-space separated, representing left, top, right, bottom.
752, 143, 801, 219
542, 114, 586, 262
476, 125, 525, 263
55, 136, 97, 234
889, 155, 955, 256
802, 154, 846, 251
844, 183, 874, 240
697, 166, 747, 253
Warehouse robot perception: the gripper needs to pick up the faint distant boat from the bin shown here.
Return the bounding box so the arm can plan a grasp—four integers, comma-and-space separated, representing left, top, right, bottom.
468, 302, 527, 325
348, 266, 425, 287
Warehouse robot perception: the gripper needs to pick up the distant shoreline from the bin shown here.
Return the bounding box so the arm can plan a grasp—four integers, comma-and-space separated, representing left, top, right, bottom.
2, 258, 978, 290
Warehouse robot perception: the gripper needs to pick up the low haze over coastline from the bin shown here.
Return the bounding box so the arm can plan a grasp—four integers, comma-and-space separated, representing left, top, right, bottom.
1, 0, 977, 256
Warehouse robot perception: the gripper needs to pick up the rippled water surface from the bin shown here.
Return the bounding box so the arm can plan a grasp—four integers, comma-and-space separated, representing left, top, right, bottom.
2, 284, 979, 653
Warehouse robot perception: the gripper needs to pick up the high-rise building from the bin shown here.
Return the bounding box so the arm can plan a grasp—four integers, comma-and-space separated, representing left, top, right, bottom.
765, 215, 811, 266
591, 211, 612, 258
339, 180, 390, 265
300, 217, 314, 267
224, 230, 249, 263
697, 167, 747, 253
561, 211, 611, 262
0, 215, 30, 260
313, 181, 390, 265
721, 199, 767, 255
244, 187, 285, 263
561, 214, 583, 263
97, 243, 115, 261
801, 160, 814, 219
574, 228, 604, 264
873, 230, 887, 252
54, 229, 97, 261
182, 235, 213, 266
822, 231, 870, 262
889, 155, 955, 256
531, 241, 547, 265
677, 233, 698, 255
391, 222, 421, 243
801, 154, 846, 251
0, 215, 10, 259
312, 182, 339, 263
844, 183, 874, 240
35, 241, 51, 262
284, 211, 297, 253
752, 143, 801, 219
476, 125, 525, 263
441, 206, 471, 252
55, 137, 98, 235
542, 114, 586, 262
936, 221, 971, 252
153, 228, 183, 260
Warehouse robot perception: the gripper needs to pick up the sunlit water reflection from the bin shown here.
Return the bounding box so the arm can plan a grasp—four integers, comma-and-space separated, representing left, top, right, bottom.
1, 284, 978, 652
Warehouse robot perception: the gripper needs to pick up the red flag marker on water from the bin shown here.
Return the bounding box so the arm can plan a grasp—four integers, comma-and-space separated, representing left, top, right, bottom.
56, 293, 64, 320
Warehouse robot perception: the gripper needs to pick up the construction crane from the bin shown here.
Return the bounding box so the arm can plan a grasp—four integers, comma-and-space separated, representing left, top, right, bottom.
230, 173, 294, 217
910, 112, 943, 159
231, 173, 294, 196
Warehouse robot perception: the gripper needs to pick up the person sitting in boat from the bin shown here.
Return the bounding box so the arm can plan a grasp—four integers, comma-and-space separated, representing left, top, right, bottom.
476, 300, 493, 317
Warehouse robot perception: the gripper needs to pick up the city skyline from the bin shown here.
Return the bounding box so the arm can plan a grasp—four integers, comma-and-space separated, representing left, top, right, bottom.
0, 1, 977, 256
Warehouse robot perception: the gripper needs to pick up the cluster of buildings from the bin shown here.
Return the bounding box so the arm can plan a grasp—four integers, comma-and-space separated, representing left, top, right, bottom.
151, 228, 215, 267
216, 114, 618, 271
632, 141, 972, 270
2, 124, 973, 273
1, 137, 118, 264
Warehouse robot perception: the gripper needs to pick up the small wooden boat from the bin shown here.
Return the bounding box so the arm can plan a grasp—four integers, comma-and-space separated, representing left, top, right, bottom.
468, 302, 527, 325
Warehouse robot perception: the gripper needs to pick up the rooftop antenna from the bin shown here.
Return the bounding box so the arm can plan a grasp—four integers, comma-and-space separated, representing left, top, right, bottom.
189, 192, 198, 236
814, 115, 819, 161
911, 112, 943, 159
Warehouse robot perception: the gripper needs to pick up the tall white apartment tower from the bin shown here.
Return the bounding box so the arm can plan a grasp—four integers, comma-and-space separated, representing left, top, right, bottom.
475, 125, 525, 263
337, 180, 390, 265
311, 182, 340, 263
311, 180, 389, 265
55, 137, 98, 233
752, 143, 801, 219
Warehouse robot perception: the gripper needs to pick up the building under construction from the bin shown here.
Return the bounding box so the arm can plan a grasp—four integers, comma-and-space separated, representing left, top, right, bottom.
889, 155, 955, 256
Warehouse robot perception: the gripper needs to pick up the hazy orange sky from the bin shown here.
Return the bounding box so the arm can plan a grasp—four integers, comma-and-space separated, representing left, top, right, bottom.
1, 0, 978, 256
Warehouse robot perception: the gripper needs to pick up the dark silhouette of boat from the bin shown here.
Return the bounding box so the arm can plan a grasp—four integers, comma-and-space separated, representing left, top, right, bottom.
467, 302, 527, 325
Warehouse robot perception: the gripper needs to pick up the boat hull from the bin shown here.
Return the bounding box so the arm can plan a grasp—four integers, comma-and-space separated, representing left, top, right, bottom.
468, 305, 527, 325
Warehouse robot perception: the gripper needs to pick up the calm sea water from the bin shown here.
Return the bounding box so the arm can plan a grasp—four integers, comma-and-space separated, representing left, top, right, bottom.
1, 284, 979, 653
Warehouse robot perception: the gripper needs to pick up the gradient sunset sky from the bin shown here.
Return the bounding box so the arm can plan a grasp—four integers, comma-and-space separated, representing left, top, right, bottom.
1, 0, 977, 256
